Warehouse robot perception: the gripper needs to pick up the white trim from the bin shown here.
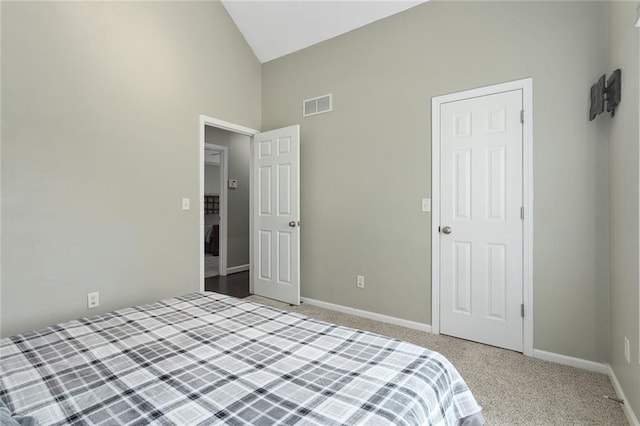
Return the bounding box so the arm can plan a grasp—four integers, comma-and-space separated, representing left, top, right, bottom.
204, 144, 228, 277
249, 137, 255, 295
521, 78, 534, 357
301, 297, 432, 333
201, 115, 258, 137
532, 349, 607, 374
608, 364, 640, 425
227, 264, 250, 274
431, 78, 534, 357
431, 95, 441, 336
199, 115, 258, 293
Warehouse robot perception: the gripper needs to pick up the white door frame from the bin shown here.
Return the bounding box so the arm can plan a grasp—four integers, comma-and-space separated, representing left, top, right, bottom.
204, 143, 228, 277
199, 115, 258, 292
431, 78, 534, 356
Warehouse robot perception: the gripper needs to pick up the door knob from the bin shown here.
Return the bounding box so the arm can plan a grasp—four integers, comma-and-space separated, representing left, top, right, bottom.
288, 221, 296, 227
441, 226, 452, 234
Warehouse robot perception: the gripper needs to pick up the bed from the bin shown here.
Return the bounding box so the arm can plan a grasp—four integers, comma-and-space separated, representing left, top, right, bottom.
0, 292, 484, 425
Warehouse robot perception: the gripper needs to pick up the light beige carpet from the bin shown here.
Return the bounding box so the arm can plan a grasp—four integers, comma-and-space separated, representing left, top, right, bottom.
246, 295, 628, 426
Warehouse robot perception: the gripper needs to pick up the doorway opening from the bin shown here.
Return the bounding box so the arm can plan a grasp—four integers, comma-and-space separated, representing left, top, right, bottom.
199, 115, 302, 305
199, 116, 258, 295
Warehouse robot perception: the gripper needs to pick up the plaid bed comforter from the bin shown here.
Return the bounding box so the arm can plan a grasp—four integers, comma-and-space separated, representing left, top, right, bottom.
0, 292, 484, 425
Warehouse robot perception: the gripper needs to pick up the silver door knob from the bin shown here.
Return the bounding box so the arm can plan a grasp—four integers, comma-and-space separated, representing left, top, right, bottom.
289, 221, 296, 227
442, 226, 452, 234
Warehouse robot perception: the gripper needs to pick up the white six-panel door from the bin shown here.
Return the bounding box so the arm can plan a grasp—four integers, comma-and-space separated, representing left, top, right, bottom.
440, 90, 523, 352
252, 125, 300, 305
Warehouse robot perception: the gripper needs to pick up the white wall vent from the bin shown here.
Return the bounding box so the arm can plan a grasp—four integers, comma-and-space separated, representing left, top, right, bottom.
303, 94, 332, 117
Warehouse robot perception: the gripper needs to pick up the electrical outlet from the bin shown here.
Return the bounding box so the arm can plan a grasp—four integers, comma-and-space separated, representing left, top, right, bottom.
421, 198, 431, 212
182, 198, 190, 210
624, 337, 630, 364
356, 275, 365, 289
87, 292, 100, 309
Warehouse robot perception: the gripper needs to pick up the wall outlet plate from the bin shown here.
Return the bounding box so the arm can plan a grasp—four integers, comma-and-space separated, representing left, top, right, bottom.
421, 198, 431, 212
356, 275, 365, 289
88, 292, 100, 309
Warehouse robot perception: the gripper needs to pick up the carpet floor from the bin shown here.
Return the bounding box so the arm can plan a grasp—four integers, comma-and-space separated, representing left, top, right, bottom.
246, 295, 628, 426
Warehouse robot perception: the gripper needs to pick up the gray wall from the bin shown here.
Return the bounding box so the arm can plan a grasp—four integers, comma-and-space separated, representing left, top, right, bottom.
205, 126, 251, 268
1, 1, 261, 337
608, 1, 640, 416
205, 164, 221, 195
262, 1, 610, 362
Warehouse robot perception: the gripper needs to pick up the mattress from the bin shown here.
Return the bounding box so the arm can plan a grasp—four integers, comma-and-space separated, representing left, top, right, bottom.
0, 292, 484, 425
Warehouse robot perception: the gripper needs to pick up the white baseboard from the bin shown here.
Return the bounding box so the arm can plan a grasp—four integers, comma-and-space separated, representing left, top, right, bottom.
608, 364, 640, 426
227, 264, 249, 274
532, 349, 608, 374
300, 297, 432, 333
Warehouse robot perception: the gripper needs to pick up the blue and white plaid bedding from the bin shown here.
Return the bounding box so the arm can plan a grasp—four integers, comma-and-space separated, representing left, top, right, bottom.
0, 292, 484, 425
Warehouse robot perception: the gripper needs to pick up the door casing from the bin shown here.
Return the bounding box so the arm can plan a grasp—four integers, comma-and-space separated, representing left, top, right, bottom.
431, 78, 534, 356
204, 143, 228, 277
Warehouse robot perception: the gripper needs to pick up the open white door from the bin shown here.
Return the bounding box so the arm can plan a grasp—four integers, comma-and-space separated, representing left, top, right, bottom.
252, 125, 300, 305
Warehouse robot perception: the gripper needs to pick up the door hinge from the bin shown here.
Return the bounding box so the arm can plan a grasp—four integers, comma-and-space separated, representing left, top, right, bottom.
520, 206, 524, 220
520, 110, 524, 124
521, 304, 525, 317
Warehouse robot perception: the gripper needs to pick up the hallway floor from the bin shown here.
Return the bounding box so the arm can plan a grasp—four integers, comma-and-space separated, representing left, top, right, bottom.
204, 254, 219, 278
204, 271, 250, 298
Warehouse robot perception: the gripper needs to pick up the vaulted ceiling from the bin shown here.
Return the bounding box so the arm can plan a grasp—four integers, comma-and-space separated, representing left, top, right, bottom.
221, 0, 427, 63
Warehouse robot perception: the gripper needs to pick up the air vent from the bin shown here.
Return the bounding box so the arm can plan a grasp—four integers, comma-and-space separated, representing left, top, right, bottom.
303, 94, 332, 117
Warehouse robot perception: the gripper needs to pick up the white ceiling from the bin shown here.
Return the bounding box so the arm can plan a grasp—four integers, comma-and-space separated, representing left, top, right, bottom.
221, 0, 427, 63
